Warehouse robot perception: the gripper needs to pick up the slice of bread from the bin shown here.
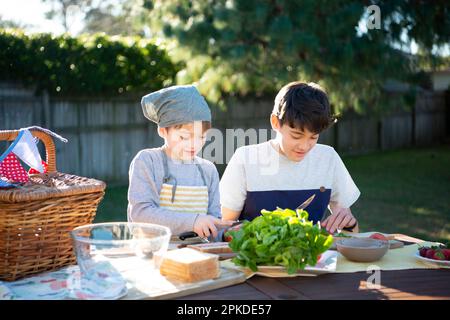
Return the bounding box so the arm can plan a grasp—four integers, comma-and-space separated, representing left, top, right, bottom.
159, 248, 220, 282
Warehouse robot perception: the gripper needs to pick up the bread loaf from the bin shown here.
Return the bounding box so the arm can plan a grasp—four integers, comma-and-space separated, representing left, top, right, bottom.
159, 248, 220, 282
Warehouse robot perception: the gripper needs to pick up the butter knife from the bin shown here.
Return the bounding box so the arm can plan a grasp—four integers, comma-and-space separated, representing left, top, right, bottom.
296, 194, 316, 210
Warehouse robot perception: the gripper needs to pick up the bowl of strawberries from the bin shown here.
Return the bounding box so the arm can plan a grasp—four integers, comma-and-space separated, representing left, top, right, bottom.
415, 244, 450, 268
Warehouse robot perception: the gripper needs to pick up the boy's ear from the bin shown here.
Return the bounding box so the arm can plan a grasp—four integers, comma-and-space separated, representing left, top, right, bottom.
270, 114, 281, 131
157, 127, 167, 139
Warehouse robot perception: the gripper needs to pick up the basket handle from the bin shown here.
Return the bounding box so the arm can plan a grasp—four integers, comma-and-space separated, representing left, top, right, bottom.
0, 129, 57, 172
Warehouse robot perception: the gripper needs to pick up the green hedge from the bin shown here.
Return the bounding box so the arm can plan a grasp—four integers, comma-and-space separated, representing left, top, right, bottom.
0, 29, 180, 96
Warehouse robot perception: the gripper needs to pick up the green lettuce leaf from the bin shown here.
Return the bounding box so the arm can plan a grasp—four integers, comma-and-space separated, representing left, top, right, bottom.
227, 208, 333, 274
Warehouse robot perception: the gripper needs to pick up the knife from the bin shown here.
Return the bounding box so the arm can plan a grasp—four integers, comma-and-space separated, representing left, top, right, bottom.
218, 220, 244, 229
296, 194, 316, 210
178, 231, 209, 242
178, 220, 244, 241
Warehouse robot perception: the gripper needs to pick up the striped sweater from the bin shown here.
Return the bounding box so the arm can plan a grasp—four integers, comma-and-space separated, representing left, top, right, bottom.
127, 147, 221, 237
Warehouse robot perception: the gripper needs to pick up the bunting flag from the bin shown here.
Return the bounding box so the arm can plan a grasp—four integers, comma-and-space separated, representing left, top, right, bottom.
29, 160, 48, 175
0, 129, 45, 186
9, 130, 44, 173
0, 153, 29, 183
0, 177, 15, 188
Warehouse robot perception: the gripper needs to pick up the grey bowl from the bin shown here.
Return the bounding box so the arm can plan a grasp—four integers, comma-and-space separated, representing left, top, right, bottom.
336, 237, 389, 262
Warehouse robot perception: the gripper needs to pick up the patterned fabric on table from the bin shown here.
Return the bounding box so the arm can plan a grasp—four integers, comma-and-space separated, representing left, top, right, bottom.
0, 261, 127, 300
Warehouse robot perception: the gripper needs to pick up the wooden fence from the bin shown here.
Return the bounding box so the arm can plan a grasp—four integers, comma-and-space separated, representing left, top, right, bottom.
0, 81, 448, 183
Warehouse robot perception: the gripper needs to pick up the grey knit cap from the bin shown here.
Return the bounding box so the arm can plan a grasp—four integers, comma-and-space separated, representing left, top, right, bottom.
141, 85, 211, 128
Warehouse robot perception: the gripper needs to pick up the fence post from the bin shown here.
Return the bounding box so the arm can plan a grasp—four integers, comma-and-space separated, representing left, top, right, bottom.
77, 100, 83, 176
333, 121, 340, 153
42, 90, 51, 128
446, 89, 450, 138
377, 119, 382, 151
411, 100, 416, 146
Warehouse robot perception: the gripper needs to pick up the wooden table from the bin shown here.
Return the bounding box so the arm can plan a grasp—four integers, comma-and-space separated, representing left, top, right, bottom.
177, 234, 450, 300
177, 269, 450, 300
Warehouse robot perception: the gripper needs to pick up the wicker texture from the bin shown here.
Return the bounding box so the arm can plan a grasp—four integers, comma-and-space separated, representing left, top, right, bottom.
0, 129, 106, 281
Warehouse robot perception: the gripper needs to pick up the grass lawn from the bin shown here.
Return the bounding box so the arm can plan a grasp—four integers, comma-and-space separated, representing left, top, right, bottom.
95, 145, 450, 244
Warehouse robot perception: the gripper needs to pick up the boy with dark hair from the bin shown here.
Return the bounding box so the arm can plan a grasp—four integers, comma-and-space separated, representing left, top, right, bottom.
220, 81, 360, 234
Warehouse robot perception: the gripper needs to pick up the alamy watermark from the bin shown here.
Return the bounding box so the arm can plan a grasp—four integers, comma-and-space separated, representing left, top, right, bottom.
366, 5, 381, 30
365, 265, 382, 290
198, 128, 281, 175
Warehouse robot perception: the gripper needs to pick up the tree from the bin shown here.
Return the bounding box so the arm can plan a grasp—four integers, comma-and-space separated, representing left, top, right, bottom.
82, 0, 148, 36
0, 15, 31, 29
41, 0, 147, 36
144, 0, 449, 113
41, 0, 93, 33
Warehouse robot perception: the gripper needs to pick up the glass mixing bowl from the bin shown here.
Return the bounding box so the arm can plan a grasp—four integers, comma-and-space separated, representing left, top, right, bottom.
71, 222, 171, 281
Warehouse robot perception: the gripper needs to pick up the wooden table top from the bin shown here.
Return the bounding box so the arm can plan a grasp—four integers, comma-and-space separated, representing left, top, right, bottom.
177, 269, 450, 300
177, 234, 450, 300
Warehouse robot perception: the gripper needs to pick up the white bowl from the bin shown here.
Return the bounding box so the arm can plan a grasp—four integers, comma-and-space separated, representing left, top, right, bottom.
336, 237, 389, 262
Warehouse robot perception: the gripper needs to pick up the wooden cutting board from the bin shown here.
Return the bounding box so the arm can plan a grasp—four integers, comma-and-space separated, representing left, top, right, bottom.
389, 240, 404, 249
122, 266, 246, 300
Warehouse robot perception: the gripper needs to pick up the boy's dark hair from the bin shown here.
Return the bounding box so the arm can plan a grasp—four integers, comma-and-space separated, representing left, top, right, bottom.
272, 81, 335, 133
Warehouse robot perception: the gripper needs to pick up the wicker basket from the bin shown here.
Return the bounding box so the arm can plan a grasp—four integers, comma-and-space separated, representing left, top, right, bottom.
0, 129, 106, 281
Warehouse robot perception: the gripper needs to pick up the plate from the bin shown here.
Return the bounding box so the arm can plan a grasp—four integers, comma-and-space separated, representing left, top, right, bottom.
414, 252, 450, 268
253, 250, 338, 277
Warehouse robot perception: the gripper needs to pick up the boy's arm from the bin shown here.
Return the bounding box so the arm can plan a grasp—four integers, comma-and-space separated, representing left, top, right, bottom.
221, 206, 241, 221
325, 149, 361, 234
127, 154, 198, 235
219, 147, 247, 221
207, 166, 221, 219
206, 166, 234, 241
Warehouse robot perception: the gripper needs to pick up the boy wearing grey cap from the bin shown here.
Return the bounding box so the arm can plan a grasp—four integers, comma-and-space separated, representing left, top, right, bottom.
127, 85, 233, 241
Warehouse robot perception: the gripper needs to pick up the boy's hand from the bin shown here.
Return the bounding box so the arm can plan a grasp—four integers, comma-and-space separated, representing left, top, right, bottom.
322, 208, 357, 234
223, 223, 243, 242
193, 216, 233, 239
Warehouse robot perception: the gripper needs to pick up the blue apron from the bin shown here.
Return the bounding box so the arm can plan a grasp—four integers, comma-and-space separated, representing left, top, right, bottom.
240, 188, 331, 224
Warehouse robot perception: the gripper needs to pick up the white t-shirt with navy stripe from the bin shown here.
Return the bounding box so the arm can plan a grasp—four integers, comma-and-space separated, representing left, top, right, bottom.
219, 141, 360, 222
